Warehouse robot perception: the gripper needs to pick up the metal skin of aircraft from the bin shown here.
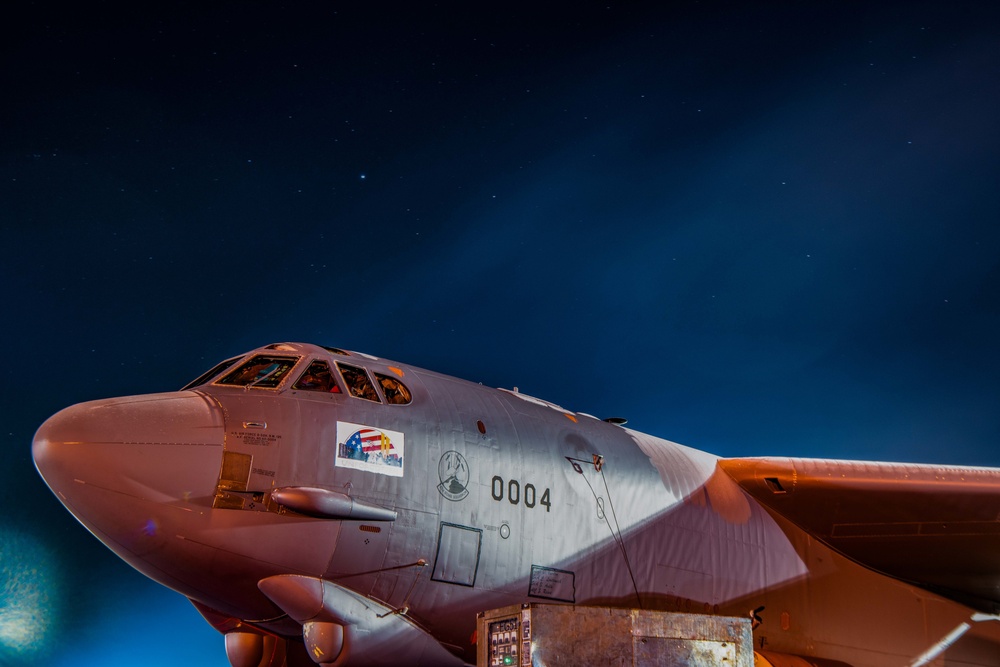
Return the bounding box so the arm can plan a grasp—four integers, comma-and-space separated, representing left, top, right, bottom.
32, 342, 1000, 667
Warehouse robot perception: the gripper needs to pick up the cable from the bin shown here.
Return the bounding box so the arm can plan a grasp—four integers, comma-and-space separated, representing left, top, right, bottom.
599, 466, 642, 609
566, 456, 643, 609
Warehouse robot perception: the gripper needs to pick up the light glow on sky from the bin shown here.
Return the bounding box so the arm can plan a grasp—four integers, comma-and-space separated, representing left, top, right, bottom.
46, 577, 226, 667
0, 527, 59, 662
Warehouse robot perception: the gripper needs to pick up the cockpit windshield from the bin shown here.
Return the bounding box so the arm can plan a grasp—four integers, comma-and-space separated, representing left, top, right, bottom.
374, 372, 412, 404
181, 356, 241, 390
293, 360, 341, 393
180, 347, 414, 404
337, 363, 381, 402
216, 355, 300, 388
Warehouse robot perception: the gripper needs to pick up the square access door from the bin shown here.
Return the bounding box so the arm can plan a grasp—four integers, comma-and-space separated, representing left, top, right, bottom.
431, 522, 482, 587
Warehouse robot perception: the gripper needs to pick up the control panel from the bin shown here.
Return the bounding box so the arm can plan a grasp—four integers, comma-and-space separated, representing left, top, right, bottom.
487, 613, 531, 666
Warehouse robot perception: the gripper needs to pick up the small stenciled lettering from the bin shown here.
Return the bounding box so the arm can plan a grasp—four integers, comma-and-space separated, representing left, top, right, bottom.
231, 431, 281, 447
528, 565, 575, 602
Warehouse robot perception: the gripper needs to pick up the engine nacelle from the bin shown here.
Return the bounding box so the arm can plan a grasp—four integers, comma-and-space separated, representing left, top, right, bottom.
224, 631, 289, 667
303, 621, 346, 666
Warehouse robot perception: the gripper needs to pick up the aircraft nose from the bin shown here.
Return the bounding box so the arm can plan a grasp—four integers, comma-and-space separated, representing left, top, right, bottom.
33, 391, 225, 546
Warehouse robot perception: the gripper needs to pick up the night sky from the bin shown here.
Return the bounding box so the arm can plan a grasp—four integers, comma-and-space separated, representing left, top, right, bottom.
3, 3, 999, 665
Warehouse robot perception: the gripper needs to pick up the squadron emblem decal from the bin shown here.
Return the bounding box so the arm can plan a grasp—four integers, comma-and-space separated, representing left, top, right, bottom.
335, 421, 405, 477
437, 450, 470, 501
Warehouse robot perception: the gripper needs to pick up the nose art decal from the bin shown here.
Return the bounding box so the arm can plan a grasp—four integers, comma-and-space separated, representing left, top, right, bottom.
335, 421, 405, 477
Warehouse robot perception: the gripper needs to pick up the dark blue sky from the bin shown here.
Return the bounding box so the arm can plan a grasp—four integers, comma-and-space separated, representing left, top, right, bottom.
2, 2, 999, 665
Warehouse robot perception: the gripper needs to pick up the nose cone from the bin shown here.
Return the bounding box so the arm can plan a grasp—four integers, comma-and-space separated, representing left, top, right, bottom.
33, 391, 225, 555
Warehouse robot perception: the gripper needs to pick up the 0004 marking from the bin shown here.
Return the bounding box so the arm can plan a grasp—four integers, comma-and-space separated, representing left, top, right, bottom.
490, 475, 551, 512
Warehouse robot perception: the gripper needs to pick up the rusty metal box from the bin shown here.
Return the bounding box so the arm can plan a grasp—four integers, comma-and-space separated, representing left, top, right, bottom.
477, 603, 752, 667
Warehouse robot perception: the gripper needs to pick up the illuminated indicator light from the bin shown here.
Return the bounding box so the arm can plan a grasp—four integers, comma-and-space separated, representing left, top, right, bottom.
388, 366, 405, 377
564, 413, 578, 423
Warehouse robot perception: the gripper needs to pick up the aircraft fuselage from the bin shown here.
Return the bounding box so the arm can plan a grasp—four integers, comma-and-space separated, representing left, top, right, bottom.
32, 343, 1000, 666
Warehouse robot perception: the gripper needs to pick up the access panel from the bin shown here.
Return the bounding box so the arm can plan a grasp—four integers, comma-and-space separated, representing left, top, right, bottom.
432, 522, 482, 587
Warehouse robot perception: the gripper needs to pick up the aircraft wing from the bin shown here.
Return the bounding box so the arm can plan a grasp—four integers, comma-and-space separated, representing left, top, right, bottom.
720, 457, 1000, 612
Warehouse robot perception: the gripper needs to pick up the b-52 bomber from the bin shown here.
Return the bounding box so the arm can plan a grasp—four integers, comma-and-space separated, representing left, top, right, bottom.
33, 342, 1000, 666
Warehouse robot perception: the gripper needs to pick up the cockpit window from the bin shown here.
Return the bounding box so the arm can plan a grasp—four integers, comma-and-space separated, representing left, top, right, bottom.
293, 360, 341, 393
374, 373, 412, 405
337, 363, 380, 402
181, 356, 241, 390
217, 355, 299, 388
